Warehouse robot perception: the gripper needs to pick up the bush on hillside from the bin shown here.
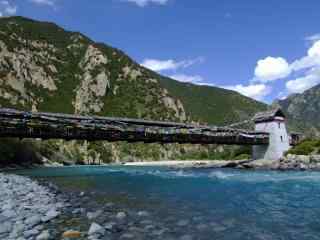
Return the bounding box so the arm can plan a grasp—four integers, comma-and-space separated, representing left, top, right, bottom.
286, 139, 320, 156
234, 154, 250, 160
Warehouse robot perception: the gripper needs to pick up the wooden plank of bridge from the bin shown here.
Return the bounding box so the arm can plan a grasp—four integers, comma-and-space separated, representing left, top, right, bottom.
0, 108, 270, 145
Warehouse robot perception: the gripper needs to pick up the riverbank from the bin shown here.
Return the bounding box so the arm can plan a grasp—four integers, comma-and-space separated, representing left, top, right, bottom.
3, 170, 215, 240
2, 153, 320, 172
124, 160, 248, 168
0, 173, 63, 239
124, 154, 320, 171
0, 172, 165, 240
6, 165, 320, 240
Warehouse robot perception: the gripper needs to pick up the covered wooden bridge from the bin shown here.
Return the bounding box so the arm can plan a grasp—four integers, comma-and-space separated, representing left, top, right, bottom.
0, 108, 269, 145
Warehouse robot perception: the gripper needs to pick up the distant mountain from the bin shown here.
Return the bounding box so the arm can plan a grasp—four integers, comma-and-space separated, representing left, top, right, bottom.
0, 16, 267, 163
275, 84, 320, 137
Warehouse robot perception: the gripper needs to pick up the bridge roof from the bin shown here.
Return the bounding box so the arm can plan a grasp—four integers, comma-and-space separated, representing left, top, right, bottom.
0, 108, 267, 136
0, 108, 270, 145
253, 108, 286, 123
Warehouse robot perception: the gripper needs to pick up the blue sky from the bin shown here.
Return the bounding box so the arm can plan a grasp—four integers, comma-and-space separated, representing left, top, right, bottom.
1, 0, 320, 103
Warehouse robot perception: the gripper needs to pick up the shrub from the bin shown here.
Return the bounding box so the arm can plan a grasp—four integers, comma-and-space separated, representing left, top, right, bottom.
314, 140, 320, 148
0, 138, 41, 166
234, 154, 250, 160
287, 139, 319, 156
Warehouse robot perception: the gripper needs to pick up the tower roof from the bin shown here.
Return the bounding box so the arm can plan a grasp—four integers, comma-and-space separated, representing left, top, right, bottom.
253, 108, 286, 122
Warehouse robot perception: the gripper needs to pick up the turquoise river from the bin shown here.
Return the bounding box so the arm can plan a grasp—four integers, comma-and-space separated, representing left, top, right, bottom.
13, 166, 320, 240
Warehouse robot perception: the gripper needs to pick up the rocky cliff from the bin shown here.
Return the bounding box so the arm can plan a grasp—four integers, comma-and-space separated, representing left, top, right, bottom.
275, 84, 320, 137
0, 16, 267, 164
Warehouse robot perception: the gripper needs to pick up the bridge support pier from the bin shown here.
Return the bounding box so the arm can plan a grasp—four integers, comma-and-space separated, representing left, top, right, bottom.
252, 134, 290, 161
252, 109, 291, 161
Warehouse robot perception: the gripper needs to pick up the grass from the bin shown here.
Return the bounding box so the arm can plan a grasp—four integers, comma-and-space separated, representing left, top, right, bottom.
286, 139, 320, 156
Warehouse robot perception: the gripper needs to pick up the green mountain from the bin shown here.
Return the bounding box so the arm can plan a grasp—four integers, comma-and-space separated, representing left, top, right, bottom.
0, 16, 267, 165
159, 78, 266, 125
275, 84, 320, 137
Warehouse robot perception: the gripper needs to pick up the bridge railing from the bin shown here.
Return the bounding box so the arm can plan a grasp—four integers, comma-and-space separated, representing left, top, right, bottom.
0, 108, 270, 145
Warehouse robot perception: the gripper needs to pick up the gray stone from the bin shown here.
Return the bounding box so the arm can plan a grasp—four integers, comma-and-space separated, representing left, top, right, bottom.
25, 215, 41, 227
104, 222, 116, 231
0, 221, 12, 234
120, 233, 135, 239
180, 235, 193, 240
87, 210, 103, 220
298, 155, 311, 164
137, 211, 150, 217
9, 230, 20, 239
11, 223, 25, 236
2, 209, 17, 219
116, 212, 127, 220
144, 225, 155, 231
192, 216, 203, 222
2, 202, 14, 211
140, 220, 153, 225
88, 222, 105, 236
300, 163, 308, 170
196, 224, 208, 230
311, 155, 320, 163
72, 208, 82, 214
243, 159, 280, 170
41, 209, 60, 222
0, 174, 63, 240
36, 230, 50, 240
24, 228, 39, 238
210, 222, 227, 232
105, 203, 114, 208
151, 229, 166, 236
177, 220, 190, 227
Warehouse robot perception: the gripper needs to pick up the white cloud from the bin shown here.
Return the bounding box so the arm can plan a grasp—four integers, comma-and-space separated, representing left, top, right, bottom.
286, 68, 320, 94
252, 40, 320, 95
170, 74, 205, 84
291, 55, 320, 72
254, 56, 291, 82
282, 40, 320, 95
223, 84, 271, 101
0, 1, 17, 16
289, 40, 320, 72
308, 40, 320, 57
141, 59, 180, 72
123, 0, 169, 7
141, 57, 204, 72
305, 33, 320, 43
29, 0, 55, 7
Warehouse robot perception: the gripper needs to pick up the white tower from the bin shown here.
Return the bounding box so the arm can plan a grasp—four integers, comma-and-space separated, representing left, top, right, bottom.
252, 108, 290, 160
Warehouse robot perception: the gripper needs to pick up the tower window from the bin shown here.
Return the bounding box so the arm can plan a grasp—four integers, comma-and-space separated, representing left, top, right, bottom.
278, 122, 281, 129
280, 136, 283, 142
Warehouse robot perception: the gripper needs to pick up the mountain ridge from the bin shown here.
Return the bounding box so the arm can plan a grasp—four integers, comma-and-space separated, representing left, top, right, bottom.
0, 16, 267, 125
0, 16, 268, 163
275, 84, 320, 137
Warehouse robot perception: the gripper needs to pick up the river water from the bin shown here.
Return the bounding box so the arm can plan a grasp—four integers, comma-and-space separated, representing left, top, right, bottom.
14, 166, 320, 239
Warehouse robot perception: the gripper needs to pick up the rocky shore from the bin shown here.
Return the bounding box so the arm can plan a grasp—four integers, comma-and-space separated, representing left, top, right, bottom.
239, 154, 320, 171
2, 155, 320, 239
0, 173, 63, 240
1, 173, 201, 240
